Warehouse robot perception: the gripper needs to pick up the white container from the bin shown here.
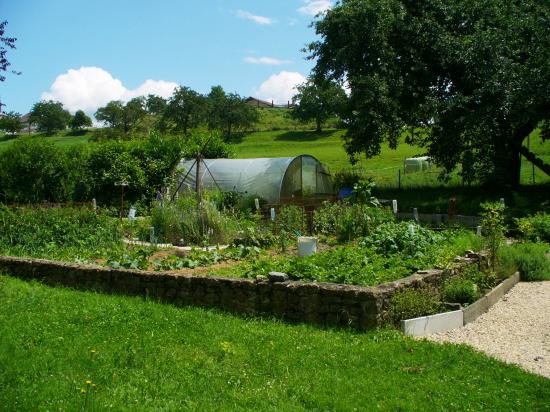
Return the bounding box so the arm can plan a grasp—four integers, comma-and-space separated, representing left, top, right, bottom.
297, 236, 318, 257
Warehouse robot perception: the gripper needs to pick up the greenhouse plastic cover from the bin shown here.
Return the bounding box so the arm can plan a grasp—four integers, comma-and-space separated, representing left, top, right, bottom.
175, 156, 333, 203
404, 156, 432, 173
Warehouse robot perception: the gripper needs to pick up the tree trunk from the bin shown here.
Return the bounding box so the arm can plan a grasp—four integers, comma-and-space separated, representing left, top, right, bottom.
315, 118, 322, 133
519, 146, 550, 177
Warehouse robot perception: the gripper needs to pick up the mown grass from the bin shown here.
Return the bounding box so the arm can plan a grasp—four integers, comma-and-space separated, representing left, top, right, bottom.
0, 275, 548, 411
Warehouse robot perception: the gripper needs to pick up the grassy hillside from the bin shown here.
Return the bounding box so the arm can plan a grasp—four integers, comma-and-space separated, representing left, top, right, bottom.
1, 275, 548, 411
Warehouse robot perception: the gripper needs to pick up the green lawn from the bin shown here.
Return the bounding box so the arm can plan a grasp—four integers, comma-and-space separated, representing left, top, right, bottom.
0, 275, 548, 411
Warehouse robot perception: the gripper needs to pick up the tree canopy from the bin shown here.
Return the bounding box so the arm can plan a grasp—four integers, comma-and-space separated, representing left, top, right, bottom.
0, 111, 23, 134
307, 0, 550, 186
95, 98, 146, 133
29, 101, 71, 135
291, 78, 347, 132
0, 20, 20, 83
70, 110, 92, 130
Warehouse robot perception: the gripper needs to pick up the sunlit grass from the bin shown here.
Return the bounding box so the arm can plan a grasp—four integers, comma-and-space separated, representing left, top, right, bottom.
1, 275, 548, 411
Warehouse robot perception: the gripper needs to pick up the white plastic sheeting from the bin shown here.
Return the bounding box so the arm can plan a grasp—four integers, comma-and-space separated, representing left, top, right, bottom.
404, 156, 432, 173
175, 155, 333, 204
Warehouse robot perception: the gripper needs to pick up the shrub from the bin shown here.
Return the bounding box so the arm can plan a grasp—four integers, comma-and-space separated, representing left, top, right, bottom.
0, 138, 72, 203
151, 194, 239, 246
384, 288, 442, 326
499, 242, 550, 281
460, 265, 499, 292
515, 213, 550, 243
480, 202, 506, 270
313, 201, 394, 241
443, 278, 480, 304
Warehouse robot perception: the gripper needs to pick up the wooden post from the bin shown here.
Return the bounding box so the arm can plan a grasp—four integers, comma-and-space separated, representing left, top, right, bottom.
398, 169, 402, 190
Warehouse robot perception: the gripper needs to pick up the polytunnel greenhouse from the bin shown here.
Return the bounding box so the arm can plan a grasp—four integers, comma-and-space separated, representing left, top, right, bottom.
175, 155, 334, 204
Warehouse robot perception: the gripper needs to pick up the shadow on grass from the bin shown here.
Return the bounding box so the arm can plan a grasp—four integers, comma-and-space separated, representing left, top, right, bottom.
66, 129, 89, 137
374, 183, 550, 216
274, 130, 338, 142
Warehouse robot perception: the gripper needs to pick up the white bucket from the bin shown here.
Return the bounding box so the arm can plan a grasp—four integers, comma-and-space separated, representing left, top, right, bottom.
297, 236, 318, 257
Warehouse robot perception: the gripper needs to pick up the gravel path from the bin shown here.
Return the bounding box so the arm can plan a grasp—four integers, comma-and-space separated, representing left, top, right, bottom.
427, 281, 550, 379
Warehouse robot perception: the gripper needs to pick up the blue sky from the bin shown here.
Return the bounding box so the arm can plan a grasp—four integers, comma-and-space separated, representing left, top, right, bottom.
1, 0, 333, 116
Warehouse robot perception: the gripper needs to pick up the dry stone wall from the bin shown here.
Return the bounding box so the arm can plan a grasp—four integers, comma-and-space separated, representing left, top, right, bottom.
0, 254, 482, 330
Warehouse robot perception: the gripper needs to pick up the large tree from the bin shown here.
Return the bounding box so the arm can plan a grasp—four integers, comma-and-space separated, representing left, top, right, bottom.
163, 86, 205, 134
206, 86, 258, 140
95, 98, 146, 134
307, 0, 550, 186
70, 110, 92, 130
29, 100, 71, 135
0, 111, 23, 134
291, 78, 347, 132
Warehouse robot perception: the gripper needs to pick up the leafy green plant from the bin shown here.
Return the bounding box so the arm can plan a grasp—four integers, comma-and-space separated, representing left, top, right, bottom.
361, 222, 443, 259
515, 213, 550, 243
353, 178, 380, 207
107, 247, 154, 270
0, 205, 122, 260
443, 278, 480, 304
384, 289, 443, 326
313, 201, 394, 241
480, 202, 506, 270
499, 242, 550, 281
459, 265, 498, 292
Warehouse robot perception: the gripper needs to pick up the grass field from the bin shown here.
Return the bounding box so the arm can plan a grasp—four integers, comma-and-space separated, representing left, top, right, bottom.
1, 275, 548, 411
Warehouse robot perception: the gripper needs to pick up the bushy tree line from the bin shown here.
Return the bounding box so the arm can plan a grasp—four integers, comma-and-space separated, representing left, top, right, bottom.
0, 133, 185, 205
94, 85, 259, 140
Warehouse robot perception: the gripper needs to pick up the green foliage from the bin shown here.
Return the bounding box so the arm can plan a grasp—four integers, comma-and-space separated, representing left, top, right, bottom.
459, 265, 499, 292
107, 247, 154, 270
313, 202, 394, 241
0, 20, 19, 82
94, 98, 147, 135
353, 178, 380, 206
0, 111, 23, 134
206, 86, 259, 140
29, 100, 71, 135
515, 213, 550, 243
499, 242, 550, 281
443, 279, 480, 305
0, 138, 72, 203
181, 131, 234, 159
151, 193, 240, 246
385, 289, 443, 326
70, 110, 92, 130
480, 202, 506, 270
246, 229, 477, 286
0, 205, 121, 259
152, 246, 260, 271
163, 86, 205, 134
145, 94, 167, 115
308, 0, 550, 186
291, 78, 346, 132
361, 222, 443, 259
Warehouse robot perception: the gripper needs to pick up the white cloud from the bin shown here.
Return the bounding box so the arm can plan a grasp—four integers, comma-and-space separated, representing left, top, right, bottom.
243, 56, 291, 65
41, 66, 178, 114
255, 71, 306, 104
297, 0, 332, 16
236, 10, 274, 25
